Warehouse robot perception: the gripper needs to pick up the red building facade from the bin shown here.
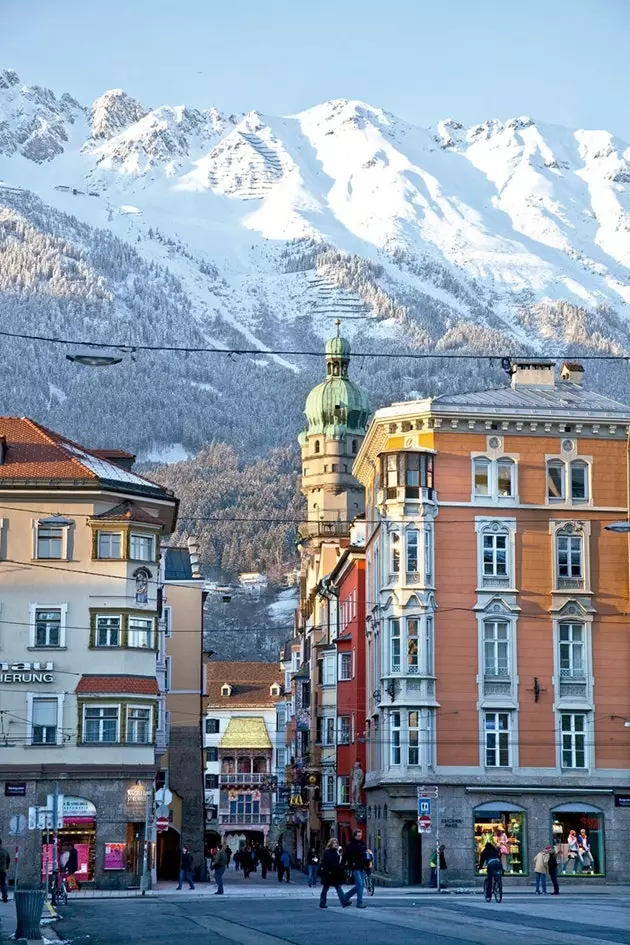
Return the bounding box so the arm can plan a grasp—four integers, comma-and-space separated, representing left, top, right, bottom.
329, 524, 367, 846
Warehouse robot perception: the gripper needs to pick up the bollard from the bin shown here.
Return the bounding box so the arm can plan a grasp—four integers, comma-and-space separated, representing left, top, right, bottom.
14, 887, 46, 942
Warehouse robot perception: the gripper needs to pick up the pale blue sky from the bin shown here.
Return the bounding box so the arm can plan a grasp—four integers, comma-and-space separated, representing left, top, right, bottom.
3, 0, 629, 136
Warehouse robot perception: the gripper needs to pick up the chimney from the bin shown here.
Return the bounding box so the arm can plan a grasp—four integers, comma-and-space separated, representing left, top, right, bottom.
510, 360, 555, 389
187, 535, 201, 579
560, 362, 584, 386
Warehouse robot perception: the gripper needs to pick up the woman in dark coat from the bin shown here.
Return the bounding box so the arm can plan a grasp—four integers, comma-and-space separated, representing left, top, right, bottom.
319, 838, 350, 909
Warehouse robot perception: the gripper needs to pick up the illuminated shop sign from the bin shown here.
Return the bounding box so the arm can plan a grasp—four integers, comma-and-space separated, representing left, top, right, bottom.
0, 662, 54, 683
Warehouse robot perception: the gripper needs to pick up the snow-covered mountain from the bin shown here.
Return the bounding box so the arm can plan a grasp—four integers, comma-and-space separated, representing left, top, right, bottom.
1, 68, 630, 457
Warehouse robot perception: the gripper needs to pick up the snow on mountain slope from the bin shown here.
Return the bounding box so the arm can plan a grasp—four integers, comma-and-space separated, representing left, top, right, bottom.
2, 68, 630, 458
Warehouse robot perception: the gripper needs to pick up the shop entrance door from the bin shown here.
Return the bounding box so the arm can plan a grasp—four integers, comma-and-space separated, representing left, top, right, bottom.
403, 821, 423, 885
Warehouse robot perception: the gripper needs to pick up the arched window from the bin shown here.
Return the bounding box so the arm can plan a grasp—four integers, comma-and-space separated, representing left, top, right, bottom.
570, 460, 588, 502
473, 457, 490, 496
547, 460, 565, 501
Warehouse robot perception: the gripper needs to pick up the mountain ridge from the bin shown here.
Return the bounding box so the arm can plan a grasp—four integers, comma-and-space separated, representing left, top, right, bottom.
1, 67, 630, 462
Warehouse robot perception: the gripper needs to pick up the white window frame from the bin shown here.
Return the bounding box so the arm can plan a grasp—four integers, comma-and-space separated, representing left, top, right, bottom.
126, 704, 153, 745
482, 620, 510, 678
406, 617, 419, 674
323, 773, 335, 805
322, 652, 336, 687
408, 710, 420, 766
322, 715, 336, 746
29, 602, 68, 648
424, 527, 433, 584
128, 616, 155, 649
26, 692, 65, 746
546, 451, 593, 508
129, 532, 156, 562
484, 710, 512, 767
475, 518, 517, 589
163, 605, 172, 638
95, 613, 122, 647
406, 528, 419, 576
337, 775, 350, 805
424, 616, 434, 676
570, 461, 589, 503
339, 652, 353, 681
550, 520, 591, 592
559, 712, 589, 769
164, 655, 172, 692
390, 531, 401, 576
82, 703, 120, 744
96, 530, 123, 559
33, 519, 71, 561
390, 711, 401, 766
558, 622, 585, 679
471, 453, 518, 504
390, 618, 401, 674
338, 716, 351, 745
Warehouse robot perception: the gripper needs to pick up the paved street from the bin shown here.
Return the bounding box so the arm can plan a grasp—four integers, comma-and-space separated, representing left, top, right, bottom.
49, 886, 630, 945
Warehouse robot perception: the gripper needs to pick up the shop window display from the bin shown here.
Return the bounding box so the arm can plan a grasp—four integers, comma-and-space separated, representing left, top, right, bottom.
550, 807, 604, 876
474, 808, 526, 875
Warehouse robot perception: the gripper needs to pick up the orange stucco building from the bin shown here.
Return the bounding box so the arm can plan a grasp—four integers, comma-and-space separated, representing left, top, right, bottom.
354, 360, 630, 885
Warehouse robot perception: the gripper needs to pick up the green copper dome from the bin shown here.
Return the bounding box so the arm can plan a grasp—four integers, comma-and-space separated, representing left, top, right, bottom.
299, 325, 370, 442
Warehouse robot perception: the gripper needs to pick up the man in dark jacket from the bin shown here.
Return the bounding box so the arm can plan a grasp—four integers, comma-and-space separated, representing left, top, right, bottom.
343, 829, 368, 909
0, 839, 10, 903
212, 845, 228, 895
548, 847, 560, 895
177, 846, 195, 890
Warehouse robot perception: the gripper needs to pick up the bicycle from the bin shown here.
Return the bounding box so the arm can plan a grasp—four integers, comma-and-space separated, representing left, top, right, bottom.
49, 870, 68, 907
364, 871, 375, 897
484, 872, 502, 903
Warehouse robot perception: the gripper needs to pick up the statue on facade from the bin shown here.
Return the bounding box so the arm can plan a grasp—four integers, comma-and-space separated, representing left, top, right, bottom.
351, 760, 364, 806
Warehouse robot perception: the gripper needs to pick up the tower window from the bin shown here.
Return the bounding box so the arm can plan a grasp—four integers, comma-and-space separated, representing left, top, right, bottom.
352, 440, 358, 455
314, 440, 320, 454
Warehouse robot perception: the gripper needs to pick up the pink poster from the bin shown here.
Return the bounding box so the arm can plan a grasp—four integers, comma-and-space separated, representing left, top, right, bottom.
104, 843, 126, 870
75, 843, 90, 878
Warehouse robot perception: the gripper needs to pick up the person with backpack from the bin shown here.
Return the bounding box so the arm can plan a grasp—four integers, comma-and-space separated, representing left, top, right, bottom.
278, 849, 291, 883
319, 838, 351, 909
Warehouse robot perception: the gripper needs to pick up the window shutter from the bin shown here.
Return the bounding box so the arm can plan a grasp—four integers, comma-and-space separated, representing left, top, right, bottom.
77, 701, 84, 744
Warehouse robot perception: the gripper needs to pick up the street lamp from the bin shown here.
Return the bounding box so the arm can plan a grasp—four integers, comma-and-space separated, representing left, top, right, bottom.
66, 348, 124, 366
605, 522, 630, 533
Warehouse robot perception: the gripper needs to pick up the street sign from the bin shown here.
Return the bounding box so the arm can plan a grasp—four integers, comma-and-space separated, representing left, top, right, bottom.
46, 794, 65, 828
9, 814, 26, 836
156, 816, 169, 833
155, 804, 170, 818
416, 785, 439, 798
418, 798, 431, 816
154, 788, 172, 806
418, 814, 432, 834
28, 807, 53, 830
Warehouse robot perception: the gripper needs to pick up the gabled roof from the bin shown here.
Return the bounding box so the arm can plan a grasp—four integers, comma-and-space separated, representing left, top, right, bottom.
0, 418, 175, 502
76, 674, 159, 695
207, 661, 282, 708
90, 500, 161, 525
219, 717, 272, 749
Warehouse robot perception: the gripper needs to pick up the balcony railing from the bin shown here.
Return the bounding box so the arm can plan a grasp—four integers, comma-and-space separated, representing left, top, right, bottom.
298, 521, 350, 541
219, 773, 269, 785
219, 813, 270, 825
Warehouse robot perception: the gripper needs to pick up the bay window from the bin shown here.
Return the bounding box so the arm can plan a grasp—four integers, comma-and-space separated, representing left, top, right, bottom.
408, 711, 420, 765
129, 532, 156, 562
96, 615, 121, 647
406, 529, 418, 574
390, 532, 400, 575
407, 618, 419, 673
391, 711, 401, 765
390, 619, 401, 673
425, 528, 433, 582
83, 705, 119, 743
380, 451, 434, 500
128, 616, 154, 648
126, 706, 152, 744
97, 530, 123, 559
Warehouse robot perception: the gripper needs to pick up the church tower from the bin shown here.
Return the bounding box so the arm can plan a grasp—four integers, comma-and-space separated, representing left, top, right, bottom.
298, 322, 371, 532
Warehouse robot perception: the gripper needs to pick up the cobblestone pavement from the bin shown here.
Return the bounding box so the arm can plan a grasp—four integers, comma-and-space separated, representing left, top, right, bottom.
49, 890, 630, 945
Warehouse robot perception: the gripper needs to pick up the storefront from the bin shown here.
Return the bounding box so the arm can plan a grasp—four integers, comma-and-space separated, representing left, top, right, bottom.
551, 803, 605, 876
42, 796, 97, 882
473, 802, 526, 875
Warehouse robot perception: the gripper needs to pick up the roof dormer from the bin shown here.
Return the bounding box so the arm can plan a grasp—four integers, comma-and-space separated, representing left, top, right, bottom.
221, 684, 232, 698
270, 683, 281, 698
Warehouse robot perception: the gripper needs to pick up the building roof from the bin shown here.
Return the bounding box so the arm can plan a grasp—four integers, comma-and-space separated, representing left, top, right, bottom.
164, 546, 193, 581
90, 500, 162, 525
207, 661, 282, 707
75, 675, 159, 695
430, 383, 630, 417
298, 329, 370, 443
0, 418, 176, 502
219, 717, 272, 750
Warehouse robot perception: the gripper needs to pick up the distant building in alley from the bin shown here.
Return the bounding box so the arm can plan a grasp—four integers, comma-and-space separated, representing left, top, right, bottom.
353, 359, 630, 884
204, 662, 282, 853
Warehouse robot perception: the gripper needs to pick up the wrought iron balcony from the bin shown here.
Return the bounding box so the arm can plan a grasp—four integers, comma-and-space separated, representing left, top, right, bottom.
298, 521, 350, 541
219, 773, 270, 786
219, 813, 270, 825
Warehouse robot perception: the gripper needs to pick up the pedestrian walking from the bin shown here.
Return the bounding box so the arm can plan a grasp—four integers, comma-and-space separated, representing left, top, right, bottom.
234, 849, 241, 871
260, 845, 272, 880
0, 839, 10, 903
534, 846, 550, 894
319, 839, 351, 909
278, 849, 291, 883
65, 843, 81, 890
225, 845, 233, 870
212, 845, 228, 895
548, 847, 560, 895
429, 844, 447, 888
307, 846, 319, 887
343, 828, 368, 909
177, 846, 195, 890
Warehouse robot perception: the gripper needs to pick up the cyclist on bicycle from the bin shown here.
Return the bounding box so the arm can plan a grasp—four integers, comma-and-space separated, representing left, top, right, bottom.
479, 841, 502, 900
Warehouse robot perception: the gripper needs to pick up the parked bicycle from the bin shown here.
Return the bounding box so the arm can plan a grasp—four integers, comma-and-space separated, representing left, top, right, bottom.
364, 871, 375, 897
49, 869, 68, 907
